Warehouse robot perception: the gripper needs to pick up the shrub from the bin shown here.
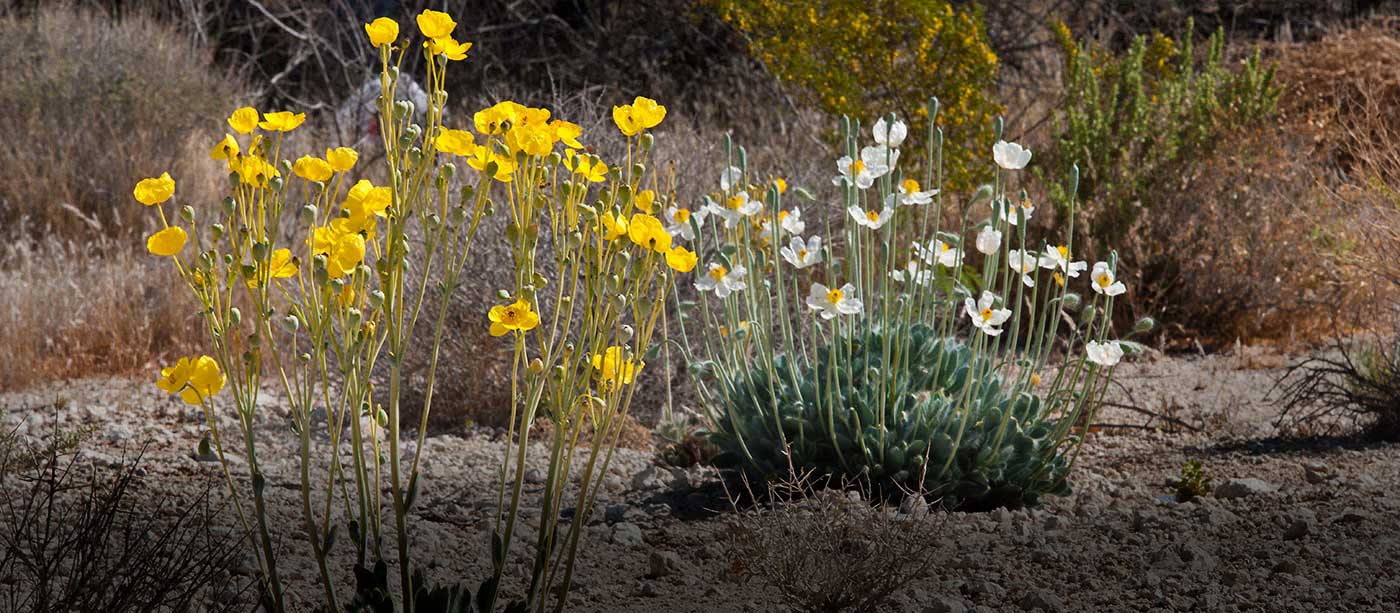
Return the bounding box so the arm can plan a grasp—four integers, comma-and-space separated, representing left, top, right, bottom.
1174, 458, 1210, 502
1277, 336, 1400, 441
709, 0, 1001, 188
677, 108, 1146, 510
0, 5, 240, 244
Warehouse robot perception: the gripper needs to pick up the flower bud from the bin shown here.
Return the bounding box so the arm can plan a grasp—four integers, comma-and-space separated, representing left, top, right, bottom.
222, 197, 237, 216
620, 324, 634, 339
631, 163, 645, 183
228, 307, 242, 328
347, 307, 362, 329
1060, 293, 1082, 310
376, 407, 389, 428
394, 100, 414, 120
248, 332, 260, 347
1133, 317, 1156, 334
269, 176, 285, 192
283, 314, 300, 332
1079, 305, 1097, 326
408, 147, 424, 165
527, 358, 544, 374
301, 204, 318, 223
211, 223, 225, 240
180, 205, 195, 223
369, 290, 385, 308
251, 241, 269, 261
640, 133, 654, 151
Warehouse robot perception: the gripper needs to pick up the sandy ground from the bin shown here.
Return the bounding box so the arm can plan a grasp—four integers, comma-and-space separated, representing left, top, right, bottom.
3, 347, 1399, 612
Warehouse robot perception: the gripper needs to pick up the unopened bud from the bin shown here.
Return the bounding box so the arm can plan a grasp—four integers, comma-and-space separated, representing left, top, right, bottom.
1133, 317, 1156, 334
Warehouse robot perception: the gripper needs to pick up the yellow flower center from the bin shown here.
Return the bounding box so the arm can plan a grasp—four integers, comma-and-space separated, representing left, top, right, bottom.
797, 249, 808, 259
727, 195, 744, 210
850, 160, 866, 175
865, 210, 880, 222
778, 210, 789, 221
902, 178, 920, 193
1096, 272, 1112, 287
1053, 272, 1066, 287
709, 266, 728, 281
979, 307, 994, 322
674, 208, 690, 222
1056, 245, 1069, 259
1030, 373, 1042, 386
826, 288, 844, 303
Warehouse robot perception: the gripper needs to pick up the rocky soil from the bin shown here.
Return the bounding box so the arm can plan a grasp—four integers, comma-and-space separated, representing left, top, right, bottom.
2, 347, 1398, 612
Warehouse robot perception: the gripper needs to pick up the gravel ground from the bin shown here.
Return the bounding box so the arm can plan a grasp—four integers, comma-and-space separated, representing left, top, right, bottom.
2, 347, 1398, 612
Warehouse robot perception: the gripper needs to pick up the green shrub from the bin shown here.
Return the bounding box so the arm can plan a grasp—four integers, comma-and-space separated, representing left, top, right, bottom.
1046, 18, 1279, 251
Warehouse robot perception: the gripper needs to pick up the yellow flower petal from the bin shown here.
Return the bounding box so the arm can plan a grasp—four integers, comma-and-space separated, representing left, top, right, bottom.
146, 226, 188, 257
133, 172, 176, 206
364, 17, 399, 46
228, 107, 259, 134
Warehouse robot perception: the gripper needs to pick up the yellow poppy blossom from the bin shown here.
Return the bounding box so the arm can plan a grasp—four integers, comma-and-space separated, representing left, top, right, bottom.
259, 110, 306, 132
426, 36, 472, 61
466, 144, 515, 182
504, 124, 554, 156
627, 213, 672, 253
228, 107, 259, 134
634, 189, 656, 213
592, 346, 643, 387
133, 172, 176, 206
293, 155, 334, 182
416, 9, 457, 39
246, 248, 299, 288
665, 246, 698, 272
487, 299, 540, 336
612, 96, 666, 136
599, 211, 629, 241
210, 134, 239, 161
364, 17, 399, 46
565, 150, 608, 183
156, 355, 226, 406
550, 119, 583, 148
312, 225, 367, 278
435, 129, 475, 156
146, 226, 187, 257
326, 147, 359, 171
235, 156, 279, 187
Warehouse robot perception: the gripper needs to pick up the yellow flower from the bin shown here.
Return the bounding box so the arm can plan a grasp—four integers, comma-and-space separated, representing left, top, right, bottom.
466, 144, 515, 182
235, 156, 279, 187
228, 107, 259, 134
326, 147, 359, 172
146, 226, 187, 257
504, 124, 555, 157
550, 119, 583, 148
337, 283, 356, 307
293, 155, 334, 183
133, 172, 175, 206
665, 246, 697, 272
599, 211, 629, 241
592, 346, 643, 387
627, 213, 672, 253
612, 96, 666, 136
210, 134, 239, 161
416, 9, 457, 39
773, 178, 788, 194
259, 110, 306, 132
425, 36, 472, 61
434, 128, 475, 156
344, 179, 392, 219
487, 298, 540, 337
313, 225, 367, 278
157, 355, 226, 406
473, 105, 511, 135
364, 17, 399, 46
565, 150, 608, 183
634, 189, 656, 213
246, 248, 299, 288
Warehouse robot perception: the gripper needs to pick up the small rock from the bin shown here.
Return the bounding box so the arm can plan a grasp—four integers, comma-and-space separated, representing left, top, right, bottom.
1272, 558, 1298, 575
1283, 509, 1316, 541
1018, 589, 1066, 612
1332, 509, 1372, 525
668, 467, 693, 490
631, 466, 664, 491
1303, 462, 1332, 484
646, 551, 682, 578
604, 504, 628, 524
920, 593, 968, 613
611, 522, 644, 547
962, 578, 1005, 598
1148, 542, 1217, 572
1214, 478, 1278, 499
900, 494, 930, 517
525, 468, 546, 484
633, 580, 660, 597
1042, 514, 1067, 532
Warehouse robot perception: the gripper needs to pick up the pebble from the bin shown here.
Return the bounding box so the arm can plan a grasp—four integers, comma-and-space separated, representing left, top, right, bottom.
646, 550, 682, 578
610, 522, 644, 547
1018, 588, 1067, 612
631, 466, 664, 491
1214, 478, 1278, 499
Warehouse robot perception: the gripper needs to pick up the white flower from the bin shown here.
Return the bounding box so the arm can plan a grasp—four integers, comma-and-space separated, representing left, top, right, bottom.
806, 282, 863, 319
1038, 245, 1087, 278
720, 166, 743, 192
1007, 249, 1038, 287
975, 225, 1002, 255
833, 145, 897, 189
848, 205, 894, 230
664, 205, 707, 241
780, 235, 823, 269
705, 191, 762, 229
1090, 261, 1127, 296
995, 197, 1035, 226
884, 178, 937, 208
1086, 340, 1124, 367
889, 260, 934, 286
964, 291, 1012, 336
914, 239, 961, 268
695, 263, 747, 298
763, 208, 806, 239
873, 117, 907, 148
993, 140, 1032, 170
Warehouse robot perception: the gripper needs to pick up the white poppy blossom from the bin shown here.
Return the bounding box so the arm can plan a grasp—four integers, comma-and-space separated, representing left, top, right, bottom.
780, 235, 823, 269
848, 205, 894, 230
719, 166, 744, 192
993, 140, 1032, 170
807, 282, 863, 319
914, 239, 961, 268
975, 225, 1002, 255
889, 260, 935, 286
1090, 261, 1127, 296
884, 178, 937, 207
705, 191, 762, 229
1086, 340, 1124, 367
1038, 245, 1088, 278
964, 291, 1012, 336
664, 205, 707, 241
695, 263, 747, 298
873, 117, 908, 148
1007, 249, 1038, 287
833, 145, 897, 189
995, 197, 1035, 226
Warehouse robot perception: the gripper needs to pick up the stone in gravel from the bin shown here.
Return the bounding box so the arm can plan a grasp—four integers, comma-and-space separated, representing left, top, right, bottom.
1042, 514, 1067, 531
1214, 478, 1278, 499
1272, 558, 1298, 575
604, 504, 628, 524
962, 578, 1006, 598
1148, 542, 1217, 572
900, 494, 930, 517
1331, 509, 1372, 525
633, 580, 660, 597
1303, 462, 1332, 484
1283, 509, 1316, 540
631, 466, 664, 491
525, 468, 546, 484
610, 522, 644, 547
915, 591, 968, 613
1018, 589, 1067, 612
668, 467, 693, 490
645, 550, 682, 578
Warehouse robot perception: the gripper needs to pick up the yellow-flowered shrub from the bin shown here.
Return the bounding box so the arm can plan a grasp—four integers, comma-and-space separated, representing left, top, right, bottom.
710, 0, 1000, 187
136, 10, 683, 611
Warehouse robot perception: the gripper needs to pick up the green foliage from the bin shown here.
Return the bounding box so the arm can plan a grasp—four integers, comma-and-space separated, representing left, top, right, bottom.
708, 323, 1073, 510
1047, 18, 1280, 248
710, 0, 1001, 188
1174, 458, 1211, 502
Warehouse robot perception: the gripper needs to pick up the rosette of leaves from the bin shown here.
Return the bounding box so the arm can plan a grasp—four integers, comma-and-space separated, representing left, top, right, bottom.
707, 323, 1072, 510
